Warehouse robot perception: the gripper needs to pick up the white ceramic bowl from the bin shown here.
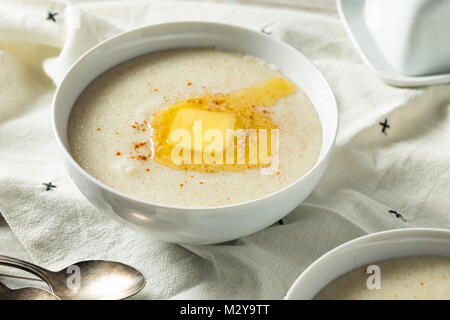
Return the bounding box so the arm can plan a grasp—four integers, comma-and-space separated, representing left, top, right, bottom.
364, 0, 450, 76
52, 22, 338, 244
285, 228, 450, 299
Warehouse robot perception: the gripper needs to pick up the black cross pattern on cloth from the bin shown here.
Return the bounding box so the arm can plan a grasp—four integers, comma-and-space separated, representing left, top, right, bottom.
47, 11, 58, 22
379, 118, 390, 135
388, 210, 407, 222
43, 182, 56, 191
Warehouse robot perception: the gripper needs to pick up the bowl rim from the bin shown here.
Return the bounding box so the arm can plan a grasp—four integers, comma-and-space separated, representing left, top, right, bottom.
52, 21, 338, 212
284, 227, 450, 299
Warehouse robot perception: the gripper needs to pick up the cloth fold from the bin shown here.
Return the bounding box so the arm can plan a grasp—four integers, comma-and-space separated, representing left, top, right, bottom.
0, 0, 449, 299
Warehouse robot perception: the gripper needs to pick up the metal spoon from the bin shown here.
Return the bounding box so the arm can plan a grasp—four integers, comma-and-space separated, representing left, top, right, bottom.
0, 255, 146, 300
0, 281, 59, 300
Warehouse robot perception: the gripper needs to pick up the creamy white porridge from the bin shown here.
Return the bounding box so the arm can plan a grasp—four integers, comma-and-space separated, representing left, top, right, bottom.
68, 48, 322, 207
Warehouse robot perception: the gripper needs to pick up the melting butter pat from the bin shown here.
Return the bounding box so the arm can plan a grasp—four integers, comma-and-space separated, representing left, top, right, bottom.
167, 107, 236, 154
151, 77, 295, 172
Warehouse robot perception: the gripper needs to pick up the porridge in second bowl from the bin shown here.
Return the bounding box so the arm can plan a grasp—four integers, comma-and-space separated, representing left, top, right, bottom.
315, 257, 450, 300
68, 48, 322, 207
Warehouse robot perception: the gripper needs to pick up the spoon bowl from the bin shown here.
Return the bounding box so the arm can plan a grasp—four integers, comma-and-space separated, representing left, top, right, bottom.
0, 281, 59, 300
50, 260, 147, 300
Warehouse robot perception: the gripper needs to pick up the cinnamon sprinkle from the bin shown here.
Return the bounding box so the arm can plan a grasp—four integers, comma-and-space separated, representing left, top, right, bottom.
136, 155, 148, 161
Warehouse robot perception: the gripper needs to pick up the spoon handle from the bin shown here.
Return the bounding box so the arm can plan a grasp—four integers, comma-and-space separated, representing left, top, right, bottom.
0, 255, 50, 282
0, 272, 44, 282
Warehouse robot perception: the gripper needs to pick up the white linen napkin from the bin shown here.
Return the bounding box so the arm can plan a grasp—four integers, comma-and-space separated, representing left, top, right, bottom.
0, 0, 449, 299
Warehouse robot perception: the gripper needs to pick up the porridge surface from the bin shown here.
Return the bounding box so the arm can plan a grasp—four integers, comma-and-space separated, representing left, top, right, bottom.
315, 257, 450, 300
68, 49, 322, 207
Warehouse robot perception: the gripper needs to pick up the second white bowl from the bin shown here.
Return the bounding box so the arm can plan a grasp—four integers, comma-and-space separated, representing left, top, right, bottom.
285, 228, 450, 299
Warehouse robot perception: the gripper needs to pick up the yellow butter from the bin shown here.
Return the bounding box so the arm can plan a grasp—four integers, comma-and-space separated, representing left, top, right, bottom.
150, 77, 295, 172
167, 107, 200, 146
168, 107, 236, 154
197, 110, 236, 151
